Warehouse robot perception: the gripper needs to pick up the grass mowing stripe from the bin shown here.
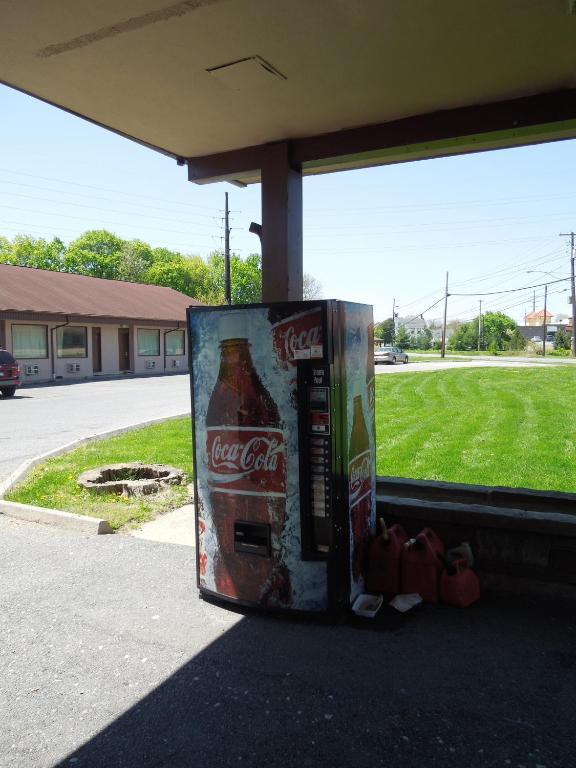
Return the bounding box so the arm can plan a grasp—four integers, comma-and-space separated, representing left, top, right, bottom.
375, 367, 576, 493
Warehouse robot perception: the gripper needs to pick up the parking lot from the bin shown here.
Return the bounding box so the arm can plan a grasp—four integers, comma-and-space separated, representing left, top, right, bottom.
0, 375, 191, 483
2, 513, 575, 768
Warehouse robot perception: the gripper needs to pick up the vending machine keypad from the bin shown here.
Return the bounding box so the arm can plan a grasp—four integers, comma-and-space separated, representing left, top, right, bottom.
298, 364, 334, 557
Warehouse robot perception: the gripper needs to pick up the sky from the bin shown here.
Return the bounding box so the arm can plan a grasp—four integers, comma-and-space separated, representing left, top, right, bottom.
1, 84, 575, 326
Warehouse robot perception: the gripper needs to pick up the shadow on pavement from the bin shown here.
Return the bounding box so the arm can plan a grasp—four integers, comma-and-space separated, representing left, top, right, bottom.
55, 595, 575, 768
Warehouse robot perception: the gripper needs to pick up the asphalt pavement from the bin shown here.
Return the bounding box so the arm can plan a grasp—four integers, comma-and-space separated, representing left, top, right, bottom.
0, 374, 191, 483
2, 514, 575, 768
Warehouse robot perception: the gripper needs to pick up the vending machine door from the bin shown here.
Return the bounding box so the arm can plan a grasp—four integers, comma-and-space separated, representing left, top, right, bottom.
337, 302, 377, 605
188, 302, 331, 612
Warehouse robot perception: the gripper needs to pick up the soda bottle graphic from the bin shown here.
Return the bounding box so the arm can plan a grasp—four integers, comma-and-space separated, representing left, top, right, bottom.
348, 390, 372, 584
205, 312, 291, 606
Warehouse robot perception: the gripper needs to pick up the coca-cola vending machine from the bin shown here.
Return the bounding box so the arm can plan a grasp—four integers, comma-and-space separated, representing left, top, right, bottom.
187, 301, 376, 614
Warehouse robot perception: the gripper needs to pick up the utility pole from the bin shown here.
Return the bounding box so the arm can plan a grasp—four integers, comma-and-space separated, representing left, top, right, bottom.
533, 290, 536, 313
478, 299, 482, 352
542, 283, 548, 357
440, 271, 449, 359
224, 192, 231, 305
559, 232, 576, 356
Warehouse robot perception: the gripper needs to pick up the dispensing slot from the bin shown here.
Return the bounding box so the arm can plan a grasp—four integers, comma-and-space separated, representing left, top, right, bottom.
234, 521, 271, 556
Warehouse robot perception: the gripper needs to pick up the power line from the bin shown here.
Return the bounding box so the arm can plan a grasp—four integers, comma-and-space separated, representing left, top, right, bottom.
0, 166, 221, 211
0, 193, 219, 228
306, 190, 576, 215
450, 277, 571, 297
304, 235, 553, 253
0, 178, 220, 219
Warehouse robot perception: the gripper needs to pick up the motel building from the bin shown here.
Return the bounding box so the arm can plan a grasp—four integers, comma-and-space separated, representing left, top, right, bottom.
0, 264, 201, 383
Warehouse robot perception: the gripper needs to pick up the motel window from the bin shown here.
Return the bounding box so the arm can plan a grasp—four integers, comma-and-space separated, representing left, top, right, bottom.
56, 326, 87, 358
137, 328, 160, 356
12, 325, 48, 359
165, 330, 185, 356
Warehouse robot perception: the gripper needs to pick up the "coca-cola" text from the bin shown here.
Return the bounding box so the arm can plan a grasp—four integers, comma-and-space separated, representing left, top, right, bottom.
207, 428, 287, 496
211, 434, 283, 473
349, 449, 372, 506
272, 309, 323, 364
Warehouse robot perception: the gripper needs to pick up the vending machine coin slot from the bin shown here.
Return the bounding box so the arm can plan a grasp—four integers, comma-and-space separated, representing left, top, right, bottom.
234, 521, 271, 557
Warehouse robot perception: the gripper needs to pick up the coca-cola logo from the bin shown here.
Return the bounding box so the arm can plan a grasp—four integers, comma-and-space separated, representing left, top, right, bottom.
349, 449, 372, 506
272, 309, 323, 364
211, 434, 283, 474
207, 427, 286, 497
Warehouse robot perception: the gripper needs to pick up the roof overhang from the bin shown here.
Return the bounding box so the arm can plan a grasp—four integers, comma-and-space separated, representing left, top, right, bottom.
1, 1, 576, 182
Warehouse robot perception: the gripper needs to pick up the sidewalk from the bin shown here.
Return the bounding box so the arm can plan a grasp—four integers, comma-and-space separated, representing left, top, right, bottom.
131, 503, 196, 547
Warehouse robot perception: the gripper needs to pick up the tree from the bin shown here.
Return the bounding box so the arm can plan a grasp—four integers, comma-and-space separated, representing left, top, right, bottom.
117, 239, 153, 282
395, 326, 412, 349
554, 328, 571, 350
506, 328, 527, 351
0, 229, 263, 304
145, 254, 213, 300
375, 318, 395, 344
0, 235, 65, 271
206, 251, 262, 305
482, 312, 517, 351
448, 321, 478, 351
414, 328, 432, 350
303, 273, 322, 299
64, 230, 125, 279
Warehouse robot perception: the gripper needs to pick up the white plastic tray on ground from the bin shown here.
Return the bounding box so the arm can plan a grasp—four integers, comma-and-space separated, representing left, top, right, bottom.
351, 593, 384, 618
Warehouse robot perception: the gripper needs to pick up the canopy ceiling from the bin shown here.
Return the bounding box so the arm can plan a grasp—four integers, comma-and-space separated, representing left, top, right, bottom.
1, 0, 576, 182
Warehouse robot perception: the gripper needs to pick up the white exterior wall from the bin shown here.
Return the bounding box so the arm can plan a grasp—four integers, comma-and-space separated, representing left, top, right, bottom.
5, 319, 187, 383
133, 326, 187, 375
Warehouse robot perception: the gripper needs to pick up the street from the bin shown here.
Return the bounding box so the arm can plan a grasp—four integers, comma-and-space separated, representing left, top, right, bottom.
374, 356, 569, 374
0, 375, 191, 484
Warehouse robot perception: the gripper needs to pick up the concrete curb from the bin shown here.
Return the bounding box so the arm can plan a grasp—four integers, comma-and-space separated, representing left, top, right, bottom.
0, 500, 113, 534
0, 412, 190, 534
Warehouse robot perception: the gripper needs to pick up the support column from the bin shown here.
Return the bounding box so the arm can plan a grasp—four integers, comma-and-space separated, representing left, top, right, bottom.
261, 142, 303, 302
0, 318, 6, 348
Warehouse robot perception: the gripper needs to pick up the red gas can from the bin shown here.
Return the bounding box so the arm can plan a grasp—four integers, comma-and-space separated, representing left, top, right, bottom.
401, 527, 445, 603
440, 557, 480, 608
366, 521, 407, 596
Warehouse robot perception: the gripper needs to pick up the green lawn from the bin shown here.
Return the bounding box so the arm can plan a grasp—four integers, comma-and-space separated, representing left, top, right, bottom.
375, 367, 576, 492
6, 418, 192, 530
7, 368, 576, 528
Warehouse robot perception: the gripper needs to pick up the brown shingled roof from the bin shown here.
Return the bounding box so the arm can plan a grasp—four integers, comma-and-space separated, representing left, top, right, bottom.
0, 264, 202, 322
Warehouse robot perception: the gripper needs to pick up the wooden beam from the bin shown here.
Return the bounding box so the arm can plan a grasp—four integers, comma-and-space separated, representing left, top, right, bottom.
261, 142, 303, 302
187, 144, 267, 185
292, 88, 576, 168
185, 89, 576, 184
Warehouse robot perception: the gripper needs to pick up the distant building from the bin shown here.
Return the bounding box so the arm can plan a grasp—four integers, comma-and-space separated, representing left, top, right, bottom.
0, 264, 201, 383
395, 316, 427, 336
525, 309, 553, 327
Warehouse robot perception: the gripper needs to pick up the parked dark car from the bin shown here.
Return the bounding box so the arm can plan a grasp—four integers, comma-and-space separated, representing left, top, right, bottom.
0, 349, 20, 397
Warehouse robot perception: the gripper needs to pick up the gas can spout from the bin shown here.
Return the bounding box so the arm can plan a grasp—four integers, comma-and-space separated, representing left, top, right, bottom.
379, 517, 389, 541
